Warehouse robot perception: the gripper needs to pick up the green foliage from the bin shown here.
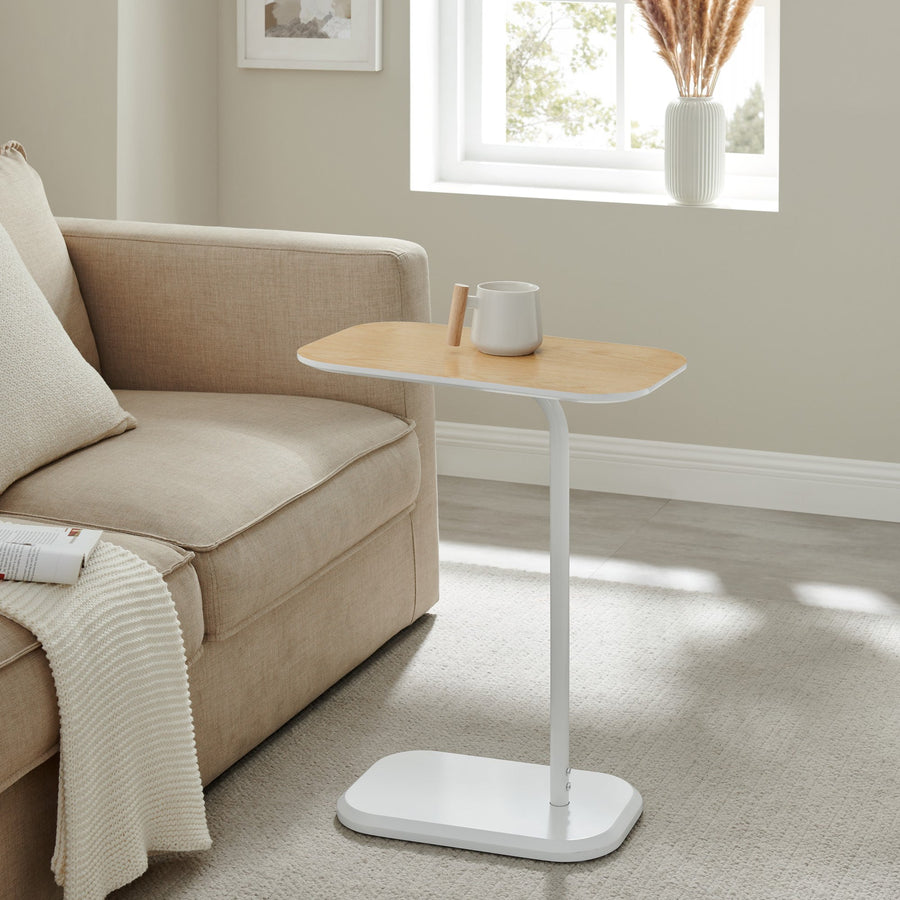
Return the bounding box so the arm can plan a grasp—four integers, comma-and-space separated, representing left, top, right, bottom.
726, 82, 765, 155
631, 122, 663, 150
506, 1, 616, 144
505, 4, 765, 155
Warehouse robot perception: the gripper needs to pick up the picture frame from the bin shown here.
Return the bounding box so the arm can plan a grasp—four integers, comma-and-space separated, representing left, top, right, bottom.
237, 0, 382, 71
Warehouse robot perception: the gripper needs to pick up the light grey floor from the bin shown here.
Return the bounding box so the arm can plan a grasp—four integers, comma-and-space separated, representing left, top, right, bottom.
437, 475, 900, 615
113, 476, 900, 900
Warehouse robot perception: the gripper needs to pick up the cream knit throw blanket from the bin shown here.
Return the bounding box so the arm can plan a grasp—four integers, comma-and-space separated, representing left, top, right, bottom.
0, 539, 211, 899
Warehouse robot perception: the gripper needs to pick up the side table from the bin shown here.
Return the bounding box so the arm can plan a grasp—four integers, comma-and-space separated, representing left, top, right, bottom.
298, 322, 686, 862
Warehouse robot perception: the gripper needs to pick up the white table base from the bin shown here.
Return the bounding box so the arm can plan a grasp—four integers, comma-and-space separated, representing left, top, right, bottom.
337, 750, 643, 862
337, 398, 643, 862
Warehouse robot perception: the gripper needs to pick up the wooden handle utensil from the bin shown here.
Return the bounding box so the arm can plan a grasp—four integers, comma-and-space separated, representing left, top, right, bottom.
447, 283, 469, 346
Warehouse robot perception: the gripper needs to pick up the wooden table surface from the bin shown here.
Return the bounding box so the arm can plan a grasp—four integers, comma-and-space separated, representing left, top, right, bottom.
298, 322, 686, 403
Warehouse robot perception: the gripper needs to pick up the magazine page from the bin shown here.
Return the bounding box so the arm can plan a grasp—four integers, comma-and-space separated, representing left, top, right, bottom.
0, 524, 103, 584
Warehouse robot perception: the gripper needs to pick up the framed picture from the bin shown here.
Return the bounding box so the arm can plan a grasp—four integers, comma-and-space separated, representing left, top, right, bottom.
238, 1, 382, 71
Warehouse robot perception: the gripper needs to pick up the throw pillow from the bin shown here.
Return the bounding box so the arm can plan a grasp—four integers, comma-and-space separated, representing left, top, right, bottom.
0, 222, 135, 495
0, 140, 100, 369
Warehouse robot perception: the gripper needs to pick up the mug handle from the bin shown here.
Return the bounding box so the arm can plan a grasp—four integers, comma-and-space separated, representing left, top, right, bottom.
447, 283, 469, 347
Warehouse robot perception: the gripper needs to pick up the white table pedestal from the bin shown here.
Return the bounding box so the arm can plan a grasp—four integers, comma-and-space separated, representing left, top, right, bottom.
337, 751, 642, 862
336, 399, 643, 862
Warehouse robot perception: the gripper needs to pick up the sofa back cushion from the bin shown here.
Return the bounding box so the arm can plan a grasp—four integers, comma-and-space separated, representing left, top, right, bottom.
0, 223, 135, 495
0, 141, 100, 369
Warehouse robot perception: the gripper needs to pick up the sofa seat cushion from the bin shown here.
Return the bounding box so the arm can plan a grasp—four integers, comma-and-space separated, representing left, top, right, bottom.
0, 529, 201, 793
0, 391, 421, 639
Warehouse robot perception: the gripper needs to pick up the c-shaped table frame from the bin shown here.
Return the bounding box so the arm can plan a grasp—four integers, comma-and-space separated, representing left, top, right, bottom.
298, 323, 686, 862
540, 397, 574, 810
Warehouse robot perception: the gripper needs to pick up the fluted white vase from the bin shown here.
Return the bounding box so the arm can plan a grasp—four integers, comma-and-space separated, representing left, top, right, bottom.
664, 97, 726, 206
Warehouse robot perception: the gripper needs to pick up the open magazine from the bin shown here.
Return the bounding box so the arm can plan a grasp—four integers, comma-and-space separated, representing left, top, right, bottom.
0, 523, 103, 585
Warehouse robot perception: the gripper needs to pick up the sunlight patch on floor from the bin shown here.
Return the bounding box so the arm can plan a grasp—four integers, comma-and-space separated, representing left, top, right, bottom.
596, 559, 724, 593
792, 583, 899, 615
439, 540, 603, 578
439, 540, 727, 592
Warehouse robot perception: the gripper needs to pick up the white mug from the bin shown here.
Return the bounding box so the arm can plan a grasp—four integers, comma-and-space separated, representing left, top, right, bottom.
469, 281, 542, 356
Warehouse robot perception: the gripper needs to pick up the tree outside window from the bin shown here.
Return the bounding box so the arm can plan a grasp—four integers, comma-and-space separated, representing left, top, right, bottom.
505, 1, 764, 155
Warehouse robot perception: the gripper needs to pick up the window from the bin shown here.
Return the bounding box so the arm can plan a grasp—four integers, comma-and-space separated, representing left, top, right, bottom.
410, 0, 779, 209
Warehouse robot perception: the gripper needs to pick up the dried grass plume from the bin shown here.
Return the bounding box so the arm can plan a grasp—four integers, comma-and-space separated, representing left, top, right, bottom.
634, 0, 755, 97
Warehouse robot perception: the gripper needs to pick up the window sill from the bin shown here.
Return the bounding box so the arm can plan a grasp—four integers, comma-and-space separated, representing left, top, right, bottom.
412, 178, 778, 213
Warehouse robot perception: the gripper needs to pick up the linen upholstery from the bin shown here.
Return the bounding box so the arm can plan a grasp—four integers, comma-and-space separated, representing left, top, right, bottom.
0, 758, 60, 900
0, 529, 201, 795
0, 224, 135, 495
58, 218, 428, 407
0, 391, 422, 638
189, 510, 418, 784
58, 217, 439, 621
0, 144, 99, 368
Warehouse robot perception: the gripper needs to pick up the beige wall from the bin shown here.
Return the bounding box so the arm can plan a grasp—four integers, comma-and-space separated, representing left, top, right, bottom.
117, 0, 218, 224
0, 0, 217, 225
217, 1, 900, 464
0, 0, 118, 218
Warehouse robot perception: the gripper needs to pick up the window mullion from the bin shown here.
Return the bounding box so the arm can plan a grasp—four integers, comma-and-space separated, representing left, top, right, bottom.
463, 0, 483, 158
616, 0, 627, 150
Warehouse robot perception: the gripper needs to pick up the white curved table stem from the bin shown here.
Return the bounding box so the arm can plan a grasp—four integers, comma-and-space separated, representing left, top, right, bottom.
538, 397, 571, 809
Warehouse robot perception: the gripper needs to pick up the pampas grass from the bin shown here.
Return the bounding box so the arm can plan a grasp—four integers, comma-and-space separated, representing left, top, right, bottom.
634, 0, 755, 97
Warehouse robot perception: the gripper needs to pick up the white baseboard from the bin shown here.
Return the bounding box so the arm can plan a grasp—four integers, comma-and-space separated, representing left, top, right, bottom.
436, 421, 900, 523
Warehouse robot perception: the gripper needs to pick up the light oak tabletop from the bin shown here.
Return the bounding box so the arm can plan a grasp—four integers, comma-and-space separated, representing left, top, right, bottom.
298, 322, 686, 403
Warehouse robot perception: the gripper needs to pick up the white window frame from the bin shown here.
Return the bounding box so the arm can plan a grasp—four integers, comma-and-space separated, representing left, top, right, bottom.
410, 0, 780, 210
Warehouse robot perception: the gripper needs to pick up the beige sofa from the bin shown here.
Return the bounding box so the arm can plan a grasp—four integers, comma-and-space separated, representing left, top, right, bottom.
0, 148, 438, 898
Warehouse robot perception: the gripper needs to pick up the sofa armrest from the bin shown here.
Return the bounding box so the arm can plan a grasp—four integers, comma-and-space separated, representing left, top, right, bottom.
57, 217, 431, 415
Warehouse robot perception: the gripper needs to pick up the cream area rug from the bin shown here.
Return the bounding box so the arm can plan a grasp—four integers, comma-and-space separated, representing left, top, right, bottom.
114, 561, 900, 900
